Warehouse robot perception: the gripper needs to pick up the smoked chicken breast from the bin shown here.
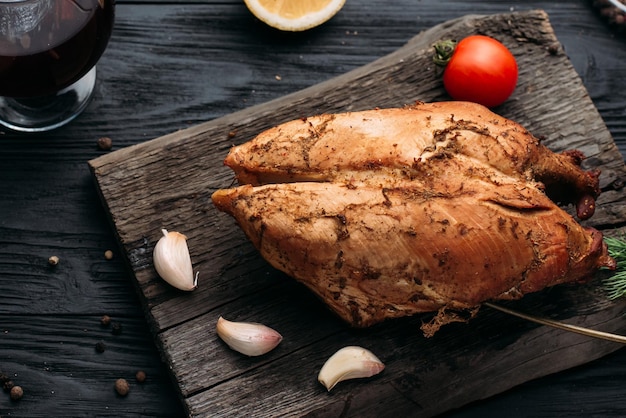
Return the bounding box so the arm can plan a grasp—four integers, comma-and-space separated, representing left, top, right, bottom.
212, 101, 615, 335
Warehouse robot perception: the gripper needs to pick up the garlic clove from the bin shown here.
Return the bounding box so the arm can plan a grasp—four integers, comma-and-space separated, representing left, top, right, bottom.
318, 346, 385, 391
153, 229, 198, 291
216, 316, 283, 356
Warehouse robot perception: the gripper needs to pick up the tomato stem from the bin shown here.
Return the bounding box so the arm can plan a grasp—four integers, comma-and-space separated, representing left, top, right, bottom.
433, 39, 457, 67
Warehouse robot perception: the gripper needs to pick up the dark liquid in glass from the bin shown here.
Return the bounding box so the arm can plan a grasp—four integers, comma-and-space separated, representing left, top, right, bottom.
0, 0, 115, 98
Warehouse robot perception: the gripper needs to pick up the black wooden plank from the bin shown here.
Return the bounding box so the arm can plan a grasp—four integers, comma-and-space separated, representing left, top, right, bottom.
0, 1, 625, 417
0, 316, 185, 417
91, 6, 626, 417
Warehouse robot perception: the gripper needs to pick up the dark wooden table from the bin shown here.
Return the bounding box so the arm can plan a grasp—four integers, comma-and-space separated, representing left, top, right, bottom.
1, 1, 625, 417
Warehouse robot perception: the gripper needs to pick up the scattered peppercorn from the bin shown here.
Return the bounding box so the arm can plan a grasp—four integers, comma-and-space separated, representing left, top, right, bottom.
0, 372, 9, 384
97, 137, 113, 151
111, 322, 123, 335
100, 315, 111, 327
48, 255, 60, 266
228, 130, 237, 139
114, 378, 130, 396
3, 380, 14, 392
104, 250, 114, 260
9, 385, 23, 401
135, 370, 146, 383
95, 341, 106, 353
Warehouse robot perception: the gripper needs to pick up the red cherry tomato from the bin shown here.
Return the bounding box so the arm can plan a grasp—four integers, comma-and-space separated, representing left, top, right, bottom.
441, 35, 518, 108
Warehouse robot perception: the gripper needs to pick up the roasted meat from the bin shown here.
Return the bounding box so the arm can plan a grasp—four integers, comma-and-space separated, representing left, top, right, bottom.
212, 101, 615, 335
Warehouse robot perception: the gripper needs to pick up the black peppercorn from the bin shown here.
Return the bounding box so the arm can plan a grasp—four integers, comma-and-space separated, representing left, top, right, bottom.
95, 341, 106, 353
3, 380, 14, 392
114, 378, 130, 396
0, 372, 9, 383
135, 370, 146, 383
9, 385, 23, 401
100, 315, 111, 327
97, 137, 113, 151
111, 322, 123, 335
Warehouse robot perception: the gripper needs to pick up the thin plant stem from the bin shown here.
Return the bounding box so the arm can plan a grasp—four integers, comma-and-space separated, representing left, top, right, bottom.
484, 302, 626, 344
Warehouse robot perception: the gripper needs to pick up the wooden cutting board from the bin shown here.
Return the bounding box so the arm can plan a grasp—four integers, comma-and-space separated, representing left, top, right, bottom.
89, 10, 626, 417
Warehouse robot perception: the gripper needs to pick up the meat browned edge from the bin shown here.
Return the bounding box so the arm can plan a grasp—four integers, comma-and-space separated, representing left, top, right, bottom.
212, 101, 616, 336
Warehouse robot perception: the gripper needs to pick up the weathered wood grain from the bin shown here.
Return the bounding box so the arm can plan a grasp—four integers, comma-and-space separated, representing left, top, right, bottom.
174, 278, 626, 417
0, 315, 183, 417
2, 1, 626, 417
89, 9, 626, 417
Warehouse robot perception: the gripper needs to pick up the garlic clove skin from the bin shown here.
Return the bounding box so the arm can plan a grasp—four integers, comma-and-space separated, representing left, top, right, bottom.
153, 229, 198, 291
318, 346, 385, 391
216, 316, 283, 356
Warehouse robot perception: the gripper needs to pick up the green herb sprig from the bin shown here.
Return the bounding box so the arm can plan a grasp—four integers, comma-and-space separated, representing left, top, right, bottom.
603, 236, 626, 300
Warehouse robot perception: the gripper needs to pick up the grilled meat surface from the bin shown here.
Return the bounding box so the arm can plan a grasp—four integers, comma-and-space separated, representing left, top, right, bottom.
212, 101, 615, 334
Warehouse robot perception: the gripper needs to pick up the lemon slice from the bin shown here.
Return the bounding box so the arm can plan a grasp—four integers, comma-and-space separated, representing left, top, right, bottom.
244, 0, 346, 32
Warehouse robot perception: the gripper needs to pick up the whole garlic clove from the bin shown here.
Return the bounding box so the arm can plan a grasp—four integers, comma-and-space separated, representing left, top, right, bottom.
216, 316, 283, 356
318, 346, 385, 391
153, 229, 198, 291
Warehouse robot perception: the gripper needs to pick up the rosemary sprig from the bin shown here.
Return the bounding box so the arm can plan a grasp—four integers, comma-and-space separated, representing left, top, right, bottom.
603, 236, 626, 300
